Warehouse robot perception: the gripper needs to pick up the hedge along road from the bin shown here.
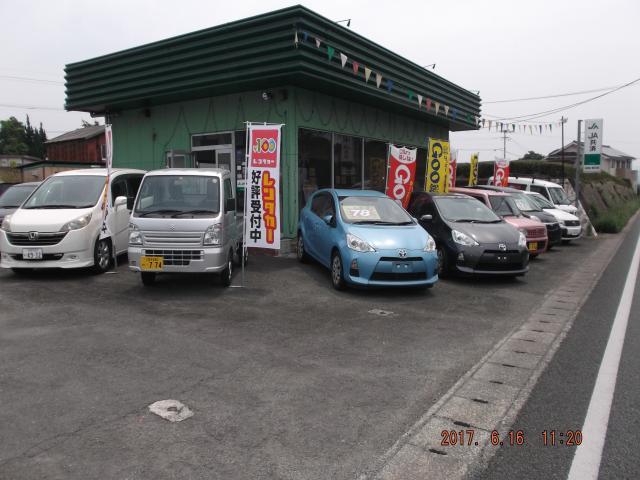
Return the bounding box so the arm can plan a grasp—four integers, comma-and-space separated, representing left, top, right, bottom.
0, 235, 623, 479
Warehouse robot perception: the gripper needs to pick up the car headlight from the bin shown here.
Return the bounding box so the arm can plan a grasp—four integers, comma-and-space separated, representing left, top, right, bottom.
529, 215, 541, 222
0, 214, 10, 232
518, 231, 527, 248
60, 213, 92, 231
424, 235, 436, 252
346, 233, 375, 252
203, 224, 222, 246
558, 219, 566, 226
128, 223, 142, 245
451, 229, 479, 246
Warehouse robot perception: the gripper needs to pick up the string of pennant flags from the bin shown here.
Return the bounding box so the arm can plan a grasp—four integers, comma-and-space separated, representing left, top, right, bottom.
478, 119, 565, 135
293, 30, 481, 126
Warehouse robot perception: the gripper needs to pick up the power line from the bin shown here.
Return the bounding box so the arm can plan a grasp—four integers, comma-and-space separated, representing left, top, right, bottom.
0, 75, 64, 86
0, 103, 65, 111
483, 85, 623, 104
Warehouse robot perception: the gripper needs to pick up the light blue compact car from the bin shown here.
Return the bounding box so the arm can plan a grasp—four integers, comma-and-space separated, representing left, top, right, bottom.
297, 189, 439, 290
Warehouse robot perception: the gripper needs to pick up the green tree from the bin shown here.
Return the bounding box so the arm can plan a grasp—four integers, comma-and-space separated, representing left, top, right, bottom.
0, 117, 28, 155
521, 150, 544, 161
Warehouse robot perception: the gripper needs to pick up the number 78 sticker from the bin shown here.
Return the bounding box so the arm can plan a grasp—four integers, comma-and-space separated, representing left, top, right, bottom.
343, 206, 381, 220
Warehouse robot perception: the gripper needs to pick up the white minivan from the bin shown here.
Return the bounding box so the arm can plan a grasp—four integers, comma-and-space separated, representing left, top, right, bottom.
489, 176, 578, 214
0, 168, 145, 273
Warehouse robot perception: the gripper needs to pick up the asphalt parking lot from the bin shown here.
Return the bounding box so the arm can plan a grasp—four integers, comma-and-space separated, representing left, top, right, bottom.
0, 238, 604, 479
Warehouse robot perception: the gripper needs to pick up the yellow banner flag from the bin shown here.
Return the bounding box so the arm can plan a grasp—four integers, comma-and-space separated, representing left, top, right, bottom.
425, 138, 450, 193
468, 153, 479, 186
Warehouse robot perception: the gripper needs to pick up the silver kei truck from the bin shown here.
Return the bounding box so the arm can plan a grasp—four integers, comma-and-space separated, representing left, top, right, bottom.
128, 168, 243, 287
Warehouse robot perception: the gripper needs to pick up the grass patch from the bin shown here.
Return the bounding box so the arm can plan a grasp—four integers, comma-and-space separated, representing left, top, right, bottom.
591, 199, 640, 233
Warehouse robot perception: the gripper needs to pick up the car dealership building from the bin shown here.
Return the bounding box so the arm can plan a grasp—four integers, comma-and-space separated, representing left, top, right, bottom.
65, 6, 481, 250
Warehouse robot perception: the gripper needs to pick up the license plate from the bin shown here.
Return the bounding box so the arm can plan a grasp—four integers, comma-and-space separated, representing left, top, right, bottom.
392, 261, 412, 272
528, 242, 538, 253
22, 248, 43, 260
140, 256, 164, 271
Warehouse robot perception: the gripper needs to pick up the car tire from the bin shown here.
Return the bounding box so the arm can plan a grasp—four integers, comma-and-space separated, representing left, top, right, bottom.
297, 233, 309, 263
436, 246, 449, 278
141, 272, 156, 286
330, 251, 346, 290
220, 251, 233, 287
235, 244, 248, 266
92, 238, 112, 274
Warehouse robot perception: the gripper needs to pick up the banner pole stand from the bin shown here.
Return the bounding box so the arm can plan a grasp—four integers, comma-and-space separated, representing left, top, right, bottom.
231, 121, 252, 288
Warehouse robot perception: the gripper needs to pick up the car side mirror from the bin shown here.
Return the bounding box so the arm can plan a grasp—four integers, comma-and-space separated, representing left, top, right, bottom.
420, 214, 433, 222
114, 196, 127, 209
225, 197, 236, 213
323, 214, 334, 226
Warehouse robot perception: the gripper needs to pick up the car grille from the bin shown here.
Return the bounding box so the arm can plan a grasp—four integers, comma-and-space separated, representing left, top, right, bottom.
484, 249, 520, 254
476, 253, 525, 271
379, 256, 423, 262
7, 232, 67, 246
564, 220, 580, 227
526, 227, 546, 238
546, 222, 561, 231
142, 231, 203, 247
370, 271, 428, 281
10, 253, 64, 261
143, 249, 203, 266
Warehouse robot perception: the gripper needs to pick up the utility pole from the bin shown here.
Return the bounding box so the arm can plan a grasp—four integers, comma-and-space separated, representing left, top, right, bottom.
501, 128, 509, 160
560, 116, 567, 187
574, 120, 582, 210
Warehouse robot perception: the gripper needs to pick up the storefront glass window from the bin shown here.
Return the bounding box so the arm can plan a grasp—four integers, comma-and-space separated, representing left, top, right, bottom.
333, 134, 363, 189
298, 129, 332, 207
192, 132, 232, 148
363, 140, 387, 192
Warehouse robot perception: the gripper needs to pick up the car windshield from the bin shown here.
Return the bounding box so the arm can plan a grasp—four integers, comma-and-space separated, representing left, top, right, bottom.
512, 193, 540, 212
549, 187, 571, 205
488, 196, 521, 217
0, 185, 38, 208
339, 195, 413, 225
134, 175, 220, 217
22, 175, 105, 209
530, 193, 556, 209
434, 197, 501, 223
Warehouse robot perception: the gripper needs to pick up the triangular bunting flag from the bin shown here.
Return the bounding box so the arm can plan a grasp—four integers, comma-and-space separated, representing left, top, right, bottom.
376, 73, 382, 88
539, 125, 542, 134
386, 79, 393, 92
352, 61, 359, 75
482, 119, 486, 128
529, 125, 533, 134
466, 113, 471, 123
434, 102, 440, 115
315, 37, 322, 48
340, 53, 348, 68
327, 46, 335, 61
407, 89, 414, 100
302, 31, 309, 42
444, 105, 449, 116
426, 98, 432, 111
488, 120, 492, 129
417, 94, 423, 108
294, 31, 299, 47
365, 67, 372, 82
512, 124, 515, 132
549, 124, 553, 133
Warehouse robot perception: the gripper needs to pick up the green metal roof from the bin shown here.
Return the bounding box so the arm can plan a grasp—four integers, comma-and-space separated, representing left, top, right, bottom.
65, 5, 481, 131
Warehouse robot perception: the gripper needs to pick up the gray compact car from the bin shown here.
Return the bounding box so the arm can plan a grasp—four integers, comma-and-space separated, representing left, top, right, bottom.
128, 168, 243, 286
0, 182, 40, 225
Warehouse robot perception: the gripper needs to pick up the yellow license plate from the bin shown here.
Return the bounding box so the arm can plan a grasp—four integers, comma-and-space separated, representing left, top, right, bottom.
140, 256, 164, 271
528, 242, 538, 252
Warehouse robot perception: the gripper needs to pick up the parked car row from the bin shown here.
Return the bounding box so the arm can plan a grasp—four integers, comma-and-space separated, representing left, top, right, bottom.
0, 169, 582, 291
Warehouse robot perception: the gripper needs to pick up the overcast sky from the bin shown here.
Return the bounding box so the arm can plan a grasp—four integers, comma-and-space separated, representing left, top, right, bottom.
1, 0, 638, 165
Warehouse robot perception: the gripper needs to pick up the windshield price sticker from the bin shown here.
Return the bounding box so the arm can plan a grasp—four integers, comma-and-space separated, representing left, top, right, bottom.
342, 205, 381, 220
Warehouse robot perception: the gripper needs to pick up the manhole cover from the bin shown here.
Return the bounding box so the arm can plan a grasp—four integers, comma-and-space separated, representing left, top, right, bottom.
368, 309, 396, 317
148, 399, 193, 422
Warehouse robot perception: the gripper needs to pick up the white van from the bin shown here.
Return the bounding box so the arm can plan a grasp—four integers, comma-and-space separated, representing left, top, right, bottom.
127, 168, 243, 286
1, 168, 145, 273
488, 176, 578, 214
524, 191, 582, 241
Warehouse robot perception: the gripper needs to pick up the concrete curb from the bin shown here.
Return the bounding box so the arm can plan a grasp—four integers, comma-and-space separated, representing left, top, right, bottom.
360, 215, 637, 480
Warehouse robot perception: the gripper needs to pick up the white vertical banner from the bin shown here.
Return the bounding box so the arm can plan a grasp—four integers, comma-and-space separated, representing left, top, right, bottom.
99, 125, 113, 240
244, 124, 283, 250
583, 118, 603, 172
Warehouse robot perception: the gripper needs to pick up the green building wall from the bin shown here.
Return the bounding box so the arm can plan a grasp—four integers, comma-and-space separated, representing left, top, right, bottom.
111, 87, 448, 239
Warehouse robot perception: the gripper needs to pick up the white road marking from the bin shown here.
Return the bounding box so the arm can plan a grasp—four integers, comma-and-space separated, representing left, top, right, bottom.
567, 232, 640, 479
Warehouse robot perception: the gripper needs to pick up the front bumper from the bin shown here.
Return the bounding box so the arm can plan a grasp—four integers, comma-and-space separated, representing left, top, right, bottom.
342, 248, 439, 287
561, 224, 582, 240
128, 245, 228, 273
451, 242, 529, 276
526, 235, 548, 255
0, 229, 95, 269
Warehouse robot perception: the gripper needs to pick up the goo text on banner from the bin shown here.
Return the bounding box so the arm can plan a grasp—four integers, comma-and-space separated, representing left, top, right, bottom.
245, 125, 282, 250
493, 158, 510, 187
385, 145, 417, 208
425, 138, 450, 193
468, 153, 479, 186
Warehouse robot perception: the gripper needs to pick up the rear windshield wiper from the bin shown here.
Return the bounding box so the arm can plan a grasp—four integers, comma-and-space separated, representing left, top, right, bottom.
136, 209, 182, 217
171, 209, 218, 217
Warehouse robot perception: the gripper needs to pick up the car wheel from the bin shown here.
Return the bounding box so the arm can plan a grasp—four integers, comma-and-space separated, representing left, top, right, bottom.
220, 251, 233, 287
297, 233, 309, 263
235, 244, 248, 266
141, 272, 156, 286
92, 238, 112, 274
330, 251, 345, 290
436, 247, 449, 278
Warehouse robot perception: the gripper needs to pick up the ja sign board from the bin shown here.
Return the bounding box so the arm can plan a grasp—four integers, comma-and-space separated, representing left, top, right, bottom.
583, 119, 603, 172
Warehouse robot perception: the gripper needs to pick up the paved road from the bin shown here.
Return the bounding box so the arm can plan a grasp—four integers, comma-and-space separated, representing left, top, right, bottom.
0, 235, 619, 479
475, 214, 640, 479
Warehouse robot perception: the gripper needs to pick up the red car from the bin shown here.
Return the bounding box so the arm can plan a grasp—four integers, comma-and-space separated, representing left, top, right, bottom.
451, 188, 548, 256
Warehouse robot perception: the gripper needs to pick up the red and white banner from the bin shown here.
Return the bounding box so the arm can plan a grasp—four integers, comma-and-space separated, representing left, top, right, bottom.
99, 125, 113, 240
493, 159, 510, 187
245, 125, 282, 250
447, 150, 457, 190
385, 145, 417, 208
